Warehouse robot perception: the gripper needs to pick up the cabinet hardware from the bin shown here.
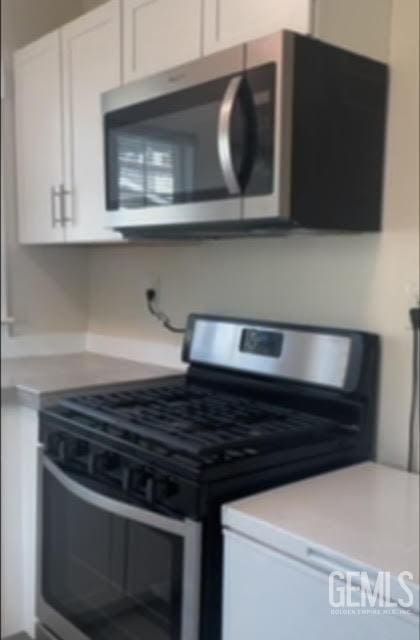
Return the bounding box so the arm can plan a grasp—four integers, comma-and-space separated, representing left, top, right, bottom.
50, 186, 61, 227
59, 183, 73, 226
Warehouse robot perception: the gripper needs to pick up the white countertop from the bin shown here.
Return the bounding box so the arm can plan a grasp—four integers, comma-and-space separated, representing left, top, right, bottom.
1, 352, 181, 407
223, 462, 419, 584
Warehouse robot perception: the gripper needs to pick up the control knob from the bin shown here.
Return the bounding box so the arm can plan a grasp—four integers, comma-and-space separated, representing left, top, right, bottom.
48, 433, 80, 462
87, 451, 119, 476
121, 465, 145, 493
144, 475, 178, 504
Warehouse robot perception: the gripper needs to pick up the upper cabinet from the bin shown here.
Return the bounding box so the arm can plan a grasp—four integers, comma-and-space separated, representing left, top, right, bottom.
203, 0, 312, 55
61, 0, 121, 242
14, 0, 121, 245
14, 32, 65, 244
123, 0, 202, 82
14, 0, 391, 245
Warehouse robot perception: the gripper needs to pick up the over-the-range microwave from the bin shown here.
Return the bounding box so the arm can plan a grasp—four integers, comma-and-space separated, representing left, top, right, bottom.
102, 30, 388, 240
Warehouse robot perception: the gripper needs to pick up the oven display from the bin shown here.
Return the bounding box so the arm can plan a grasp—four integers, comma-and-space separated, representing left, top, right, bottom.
240, 329, 283, 358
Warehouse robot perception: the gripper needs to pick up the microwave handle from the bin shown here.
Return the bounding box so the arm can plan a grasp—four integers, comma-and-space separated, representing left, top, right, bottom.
217, 75, 242, 195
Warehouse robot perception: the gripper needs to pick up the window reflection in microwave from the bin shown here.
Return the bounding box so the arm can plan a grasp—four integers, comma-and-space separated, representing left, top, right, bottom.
117, 127, 195, 207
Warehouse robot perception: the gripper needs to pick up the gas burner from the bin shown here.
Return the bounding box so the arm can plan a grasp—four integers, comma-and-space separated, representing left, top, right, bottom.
59, 382, 343, 460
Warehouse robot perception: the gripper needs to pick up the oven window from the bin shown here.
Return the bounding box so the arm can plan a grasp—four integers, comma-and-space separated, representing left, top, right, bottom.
42, 467, 183, 640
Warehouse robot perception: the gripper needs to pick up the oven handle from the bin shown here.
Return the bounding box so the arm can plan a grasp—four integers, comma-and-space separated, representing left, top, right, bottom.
43, 454, 189, 537
218, 75, 242, 195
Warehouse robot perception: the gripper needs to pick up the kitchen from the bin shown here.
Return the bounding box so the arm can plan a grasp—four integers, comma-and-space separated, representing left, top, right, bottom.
1, 1, 419, 639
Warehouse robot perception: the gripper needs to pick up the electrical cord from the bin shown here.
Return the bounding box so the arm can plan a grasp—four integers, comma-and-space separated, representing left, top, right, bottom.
146, 289, 186, 334
407, 307, 420, 472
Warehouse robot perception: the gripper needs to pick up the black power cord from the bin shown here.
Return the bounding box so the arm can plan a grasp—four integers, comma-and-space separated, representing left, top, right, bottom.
145, 289, 186, 334
407, 307, 420, 472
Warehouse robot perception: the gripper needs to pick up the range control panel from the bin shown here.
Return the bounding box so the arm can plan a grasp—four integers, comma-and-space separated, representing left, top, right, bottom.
184, 315, 365, 392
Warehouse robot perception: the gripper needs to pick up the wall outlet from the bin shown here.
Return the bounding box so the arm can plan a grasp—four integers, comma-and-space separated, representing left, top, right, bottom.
145, 274, 161, 299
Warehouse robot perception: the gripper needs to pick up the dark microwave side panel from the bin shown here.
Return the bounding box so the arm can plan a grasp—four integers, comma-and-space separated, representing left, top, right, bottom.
290, 34, 389, 232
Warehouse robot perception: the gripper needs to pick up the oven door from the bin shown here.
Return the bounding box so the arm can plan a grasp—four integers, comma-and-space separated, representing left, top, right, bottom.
37, 451, 201, 640
103, 50, 275, 232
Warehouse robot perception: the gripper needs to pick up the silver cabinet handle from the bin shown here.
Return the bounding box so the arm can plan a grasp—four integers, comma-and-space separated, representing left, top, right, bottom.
50, 186, 61, 228
59, 183, 73, 226
217, 75, 242, 195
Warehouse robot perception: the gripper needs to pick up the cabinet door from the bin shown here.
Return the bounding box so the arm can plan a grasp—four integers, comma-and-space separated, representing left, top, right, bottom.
223, 531, 419, 640
14, 32, 65, 244
1, 405, 39, 637
123, 0, 202, 82
62, 0, 122, 242
204, 0, 312, 54
1, 405, 24, 636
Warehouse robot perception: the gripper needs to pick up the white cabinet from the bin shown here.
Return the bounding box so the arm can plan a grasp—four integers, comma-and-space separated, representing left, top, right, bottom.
223, 530, 419, 640
203, 0, 391, 60
1, 403, 39, 638
14, 0, 121, 245
204, 0, 312, 55
123, 0, 202, 82
1, 404, 24, 637
62, 1, 121, 242
14, 32, 65, 244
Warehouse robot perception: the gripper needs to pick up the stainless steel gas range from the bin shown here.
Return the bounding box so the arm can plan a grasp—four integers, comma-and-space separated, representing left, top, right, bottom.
36, 314, 379, 640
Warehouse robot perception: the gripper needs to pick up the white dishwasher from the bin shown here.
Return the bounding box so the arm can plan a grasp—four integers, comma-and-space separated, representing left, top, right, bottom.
223, 530, 419, 640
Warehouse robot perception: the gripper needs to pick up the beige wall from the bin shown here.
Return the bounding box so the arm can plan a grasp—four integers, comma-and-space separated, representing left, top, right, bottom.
87, 0, 419, 470
315, 0, 392, 60
1, 0, 90, 335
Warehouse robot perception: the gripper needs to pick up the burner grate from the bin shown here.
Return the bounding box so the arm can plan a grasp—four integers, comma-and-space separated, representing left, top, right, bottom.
62, 382, 340, 459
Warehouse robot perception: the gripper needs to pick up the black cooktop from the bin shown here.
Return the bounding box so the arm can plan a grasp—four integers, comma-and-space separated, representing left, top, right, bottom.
60, 380, 342, 458
41, 376, 353, 487
40, 315, 378, 492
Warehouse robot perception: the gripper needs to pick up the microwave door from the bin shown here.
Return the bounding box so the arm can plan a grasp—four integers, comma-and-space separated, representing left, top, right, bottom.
243, 33, 290, 222
105, 73, 250, 230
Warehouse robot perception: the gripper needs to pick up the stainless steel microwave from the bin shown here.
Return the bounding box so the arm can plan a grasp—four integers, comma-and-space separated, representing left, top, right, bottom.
102, 31, 388, 239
